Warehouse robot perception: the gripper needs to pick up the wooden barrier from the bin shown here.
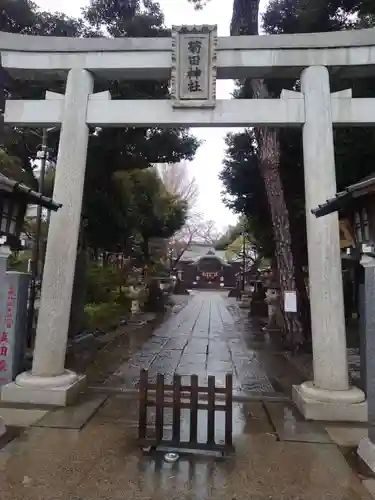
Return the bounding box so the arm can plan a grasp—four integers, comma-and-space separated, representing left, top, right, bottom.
138, 369, 234, 455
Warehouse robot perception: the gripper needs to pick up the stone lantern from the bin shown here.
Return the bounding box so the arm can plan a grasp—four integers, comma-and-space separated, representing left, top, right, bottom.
264, 280, 282, 331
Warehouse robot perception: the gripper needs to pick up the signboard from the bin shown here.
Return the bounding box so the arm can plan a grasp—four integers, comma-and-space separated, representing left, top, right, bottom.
171, 25, 217, 108
201, 271, 219, 280
0, 272, 30, 385
0, 282, 15, 383
284, 291, 297, 313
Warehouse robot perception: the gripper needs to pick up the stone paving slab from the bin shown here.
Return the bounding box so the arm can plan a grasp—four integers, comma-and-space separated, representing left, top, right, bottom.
326, 426, 370, 447
33, 394, 107, 429
0, 407, 48, 427
265, 402, 333, 444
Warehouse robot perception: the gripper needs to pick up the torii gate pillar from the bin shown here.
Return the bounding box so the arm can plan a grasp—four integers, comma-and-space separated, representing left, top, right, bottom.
2, 68, 94, 405
292, 66, 365, 420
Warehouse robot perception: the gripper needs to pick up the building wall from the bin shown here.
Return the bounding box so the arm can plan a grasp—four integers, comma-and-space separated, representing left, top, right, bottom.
176, 256, 238, 289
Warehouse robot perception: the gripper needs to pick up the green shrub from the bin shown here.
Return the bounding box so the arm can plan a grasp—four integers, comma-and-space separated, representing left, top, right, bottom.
86, 264, 124, 304
8, 251, 30, 272
84, 302, 125, 331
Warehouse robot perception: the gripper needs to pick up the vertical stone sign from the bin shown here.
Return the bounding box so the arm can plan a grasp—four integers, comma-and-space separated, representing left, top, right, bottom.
0, 282, 15, 384
171, 25, 217, 108
0, 272, 30, 385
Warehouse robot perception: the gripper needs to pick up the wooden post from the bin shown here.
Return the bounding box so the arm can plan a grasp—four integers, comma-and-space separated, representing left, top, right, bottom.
172, 374, 182, 445
138, 369, 148, 441
189, 374, 199, 446
207, 376, 216, 446
225, 373, 233, 448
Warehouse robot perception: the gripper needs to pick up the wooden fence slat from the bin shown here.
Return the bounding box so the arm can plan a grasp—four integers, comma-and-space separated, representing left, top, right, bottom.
155, 373, 164, 443
138, 369, 148, 441
147, 400, 225, 411
172, 374, 182, 444
146, 384, 227, 395
225, 373, 233, 448
189, 374, 199, 445
207, 376, 216, 446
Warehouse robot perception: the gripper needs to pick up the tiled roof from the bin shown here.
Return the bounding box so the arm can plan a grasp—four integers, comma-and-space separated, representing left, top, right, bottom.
181, 243, 228, 263
313, 173, 375, 217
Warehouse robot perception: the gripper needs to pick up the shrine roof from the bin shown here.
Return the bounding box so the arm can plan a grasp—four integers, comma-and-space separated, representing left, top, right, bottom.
0, 173, 62, 211
312, 173, 375, 218
180, 244, 228, 264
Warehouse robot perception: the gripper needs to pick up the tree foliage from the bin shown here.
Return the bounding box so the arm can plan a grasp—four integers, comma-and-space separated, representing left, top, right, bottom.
220, 132, 275, 258
1, 0, 200, 260
220, 0, 375, 348
264, 0, 375, 34
215, 222, 243, 251
187, 0, 210, 9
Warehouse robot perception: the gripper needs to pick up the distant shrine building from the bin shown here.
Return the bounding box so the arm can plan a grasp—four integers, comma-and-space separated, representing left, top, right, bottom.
174, 244, 241, 289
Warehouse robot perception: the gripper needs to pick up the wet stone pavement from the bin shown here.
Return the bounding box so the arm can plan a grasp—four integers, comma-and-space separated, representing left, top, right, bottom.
1, 291, 374, 499
0, 399, 373, 500
106, 291, 304, 395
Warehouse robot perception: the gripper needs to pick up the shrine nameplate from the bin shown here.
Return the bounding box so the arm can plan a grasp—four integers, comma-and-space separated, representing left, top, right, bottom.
171, 25, 217, 108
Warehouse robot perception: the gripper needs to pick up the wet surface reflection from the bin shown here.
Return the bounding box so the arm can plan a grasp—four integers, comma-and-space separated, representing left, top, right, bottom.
104, 292, 304, 395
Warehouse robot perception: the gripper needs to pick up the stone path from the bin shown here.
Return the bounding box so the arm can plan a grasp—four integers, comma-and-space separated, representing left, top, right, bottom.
1, 291, 374, 499
106, 291, 305, 396
0, 404, 373, 500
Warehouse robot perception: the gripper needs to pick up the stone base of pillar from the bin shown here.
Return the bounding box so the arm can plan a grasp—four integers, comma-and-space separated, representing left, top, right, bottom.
358, 438, 375, 472
1, 370, 86, 406
293, 382, 367, 422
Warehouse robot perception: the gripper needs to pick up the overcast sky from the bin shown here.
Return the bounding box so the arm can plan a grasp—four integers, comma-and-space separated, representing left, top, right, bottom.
34, 0, 269, 230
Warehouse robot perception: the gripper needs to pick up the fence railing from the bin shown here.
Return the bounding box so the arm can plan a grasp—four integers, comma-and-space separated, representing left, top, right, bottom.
138, 369, 234, 455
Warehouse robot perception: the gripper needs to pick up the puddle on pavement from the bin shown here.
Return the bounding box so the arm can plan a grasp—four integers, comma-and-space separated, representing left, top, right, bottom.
136, 453, 231, 497
94, 394, 276, 443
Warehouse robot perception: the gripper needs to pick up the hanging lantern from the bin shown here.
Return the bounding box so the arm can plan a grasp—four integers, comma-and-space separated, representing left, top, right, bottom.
0, 173, 62, 249
0, 193, 27, 248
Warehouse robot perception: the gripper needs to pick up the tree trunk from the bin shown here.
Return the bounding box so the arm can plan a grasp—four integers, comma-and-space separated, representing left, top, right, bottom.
255, 118, 304, 347
231, 0, 307, 348
142, 237, 150, 263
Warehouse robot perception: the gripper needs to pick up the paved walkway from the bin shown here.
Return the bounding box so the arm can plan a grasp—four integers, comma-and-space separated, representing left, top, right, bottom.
1, 291, 374, 499
0, 400, 373, 500
107, 291, 304, 395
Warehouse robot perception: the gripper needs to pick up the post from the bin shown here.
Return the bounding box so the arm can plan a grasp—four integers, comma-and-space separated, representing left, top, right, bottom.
242, 231, 246, 292
27, 128, 48, 345
0, 244, 11, 435
358, 255, 375, 470
2, 69, 93, 405
293, 66, 365, 420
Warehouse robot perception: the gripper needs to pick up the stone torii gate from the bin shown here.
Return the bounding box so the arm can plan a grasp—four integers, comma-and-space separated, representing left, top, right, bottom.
1, 26, 375, 421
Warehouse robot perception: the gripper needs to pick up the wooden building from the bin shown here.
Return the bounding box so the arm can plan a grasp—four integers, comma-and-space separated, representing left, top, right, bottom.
174, 244, 241, 289
313, 173, 375, 320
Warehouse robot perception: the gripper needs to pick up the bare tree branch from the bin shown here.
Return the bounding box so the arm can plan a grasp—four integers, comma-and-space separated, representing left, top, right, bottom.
156, 161, 199, 210
198, 220, 220, 245
169, 212, 204, 266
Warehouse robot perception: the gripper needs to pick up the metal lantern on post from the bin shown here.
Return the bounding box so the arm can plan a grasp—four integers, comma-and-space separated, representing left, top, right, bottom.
0, 173, 62, 349
0, 181, 28, 249
0, 173, 62, 249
